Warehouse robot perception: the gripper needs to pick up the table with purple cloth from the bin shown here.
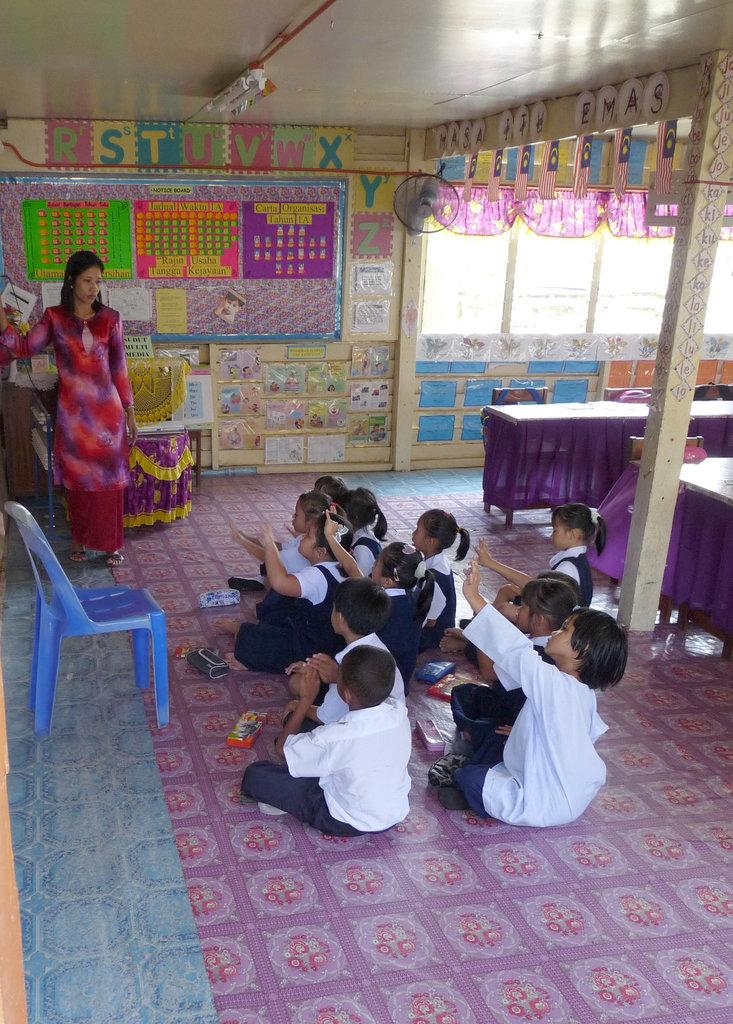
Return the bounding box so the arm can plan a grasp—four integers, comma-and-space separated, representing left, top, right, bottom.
588, 458, 733, 658
482, 400, 733, 515
124, 430, 193, 528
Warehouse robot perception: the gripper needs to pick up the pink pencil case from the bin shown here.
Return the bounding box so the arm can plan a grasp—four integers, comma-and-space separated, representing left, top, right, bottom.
416, 718, 445, 754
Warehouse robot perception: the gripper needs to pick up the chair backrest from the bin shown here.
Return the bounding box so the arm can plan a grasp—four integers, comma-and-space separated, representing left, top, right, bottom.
604, 387, 651, 403
491, 386, 547, 406
5, 501, 93, 631
694, 382, 733, 401
627, 435, 704, 463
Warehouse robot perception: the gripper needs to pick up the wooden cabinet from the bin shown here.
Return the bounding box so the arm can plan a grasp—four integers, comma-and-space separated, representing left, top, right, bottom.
1, 383, 56, 498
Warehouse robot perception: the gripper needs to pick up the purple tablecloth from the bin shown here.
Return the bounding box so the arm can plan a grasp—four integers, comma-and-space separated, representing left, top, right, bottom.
587, 464, 684, 593
124, 430, 193, 527
671, 489, 733, 636
482, 401, 733, 511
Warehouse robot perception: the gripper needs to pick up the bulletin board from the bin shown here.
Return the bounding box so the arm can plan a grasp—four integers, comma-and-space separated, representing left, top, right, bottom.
0, 176, 344, 340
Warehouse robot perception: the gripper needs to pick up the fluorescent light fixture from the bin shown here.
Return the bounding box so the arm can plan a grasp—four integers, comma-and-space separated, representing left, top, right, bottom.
206, 67, 276, 116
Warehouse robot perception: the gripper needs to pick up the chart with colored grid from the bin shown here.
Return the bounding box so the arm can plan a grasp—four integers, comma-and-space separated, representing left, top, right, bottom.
22, 199, 133, 279
134, 200, 239, 279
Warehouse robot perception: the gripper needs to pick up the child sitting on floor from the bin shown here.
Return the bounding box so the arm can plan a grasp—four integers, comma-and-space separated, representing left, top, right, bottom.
429, 574, 580, 787
314, 474, 350, 506
343, 486, 388, 577
475, 502, 606, 606
437, 556, 627, 825
283, 576, 402, 736
222, 510, 353, 674
412, 508, 471, 651
240, 646, 411, 836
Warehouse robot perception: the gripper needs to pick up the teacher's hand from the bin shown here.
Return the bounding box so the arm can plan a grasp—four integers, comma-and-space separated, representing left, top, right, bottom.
125, 407, 138, 445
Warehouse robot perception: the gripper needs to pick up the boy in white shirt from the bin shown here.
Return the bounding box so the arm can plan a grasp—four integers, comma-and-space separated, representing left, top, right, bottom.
240, 646, 411, 836
283, 576, 404, 736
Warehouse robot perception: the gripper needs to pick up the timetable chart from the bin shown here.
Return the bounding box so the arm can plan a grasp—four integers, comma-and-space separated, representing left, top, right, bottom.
135, 200, 239, 279
22, 200, 133, 279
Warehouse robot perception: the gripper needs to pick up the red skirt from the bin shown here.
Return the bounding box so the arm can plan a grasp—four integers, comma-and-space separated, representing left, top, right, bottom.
66, 488, 124, 552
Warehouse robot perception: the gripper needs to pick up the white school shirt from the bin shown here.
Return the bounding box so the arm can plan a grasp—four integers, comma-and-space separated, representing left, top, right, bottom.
423, 551, 451, 622
463, 603, 608, 827
295, 561, 343, 604
284, 698, 411, 832
352, 526, 379, 576
280, 534, 310, 573
549, 545, 587, 587
318, 632, 405, 723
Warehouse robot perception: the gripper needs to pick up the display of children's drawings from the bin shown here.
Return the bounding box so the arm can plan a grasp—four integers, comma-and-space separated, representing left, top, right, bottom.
220, 419, 262, 451
220, 385, 246, 416
265, 399, 306, 431
308, 399, 348, 430
265, 435, 305, 465
306, 362, 347, 394
219, 348, 262, 380
351, 345, 389, 377
265, 363, 306, 394
349, 380, 389, 410
349, 414, 387, 444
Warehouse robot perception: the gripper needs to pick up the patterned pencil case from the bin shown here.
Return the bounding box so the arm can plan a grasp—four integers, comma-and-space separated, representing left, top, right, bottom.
199, 589, 240, 608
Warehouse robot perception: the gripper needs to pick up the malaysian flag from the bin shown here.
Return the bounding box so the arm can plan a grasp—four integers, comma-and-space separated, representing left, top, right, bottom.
614, 127, 633, 199
573, 135, 592, 198
487, 149, 503, 202
538, 139, 560, 200
656, 119, 677, 194
514, 145, 532, 200
463, 152, 478, 201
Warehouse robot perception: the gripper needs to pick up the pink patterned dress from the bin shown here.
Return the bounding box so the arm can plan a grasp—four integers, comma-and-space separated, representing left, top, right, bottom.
1, 303, 133, 491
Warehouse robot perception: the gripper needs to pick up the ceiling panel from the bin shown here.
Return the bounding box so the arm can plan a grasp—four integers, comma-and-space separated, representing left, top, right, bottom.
1, 0, 733, 129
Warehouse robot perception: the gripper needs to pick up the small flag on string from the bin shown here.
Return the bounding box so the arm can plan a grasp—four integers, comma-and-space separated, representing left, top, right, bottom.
463, 152, 478, 201
656, 119, 677, 194
573, 135, 592, 198
538, 139, 560, 200
487, 149, 503, 202
614, 127, 633, 199
514, 145, 531, 201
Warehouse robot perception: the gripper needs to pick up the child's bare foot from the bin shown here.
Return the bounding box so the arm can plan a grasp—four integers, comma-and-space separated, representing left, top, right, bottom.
224, 652, 248, 671
218, 618, 241, 636
440, 628, 466, 653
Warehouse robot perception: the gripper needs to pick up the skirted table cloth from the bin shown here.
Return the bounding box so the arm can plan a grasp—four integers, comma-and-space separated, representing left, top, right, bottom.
124, 430, 193, 528
589, 458, 733, 657
482, 400, 733, 514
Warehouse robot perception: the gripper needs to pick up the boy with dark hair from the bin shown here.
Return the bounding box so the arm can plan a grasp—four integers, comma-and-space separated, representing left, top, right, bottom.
241, 646, 411, 835
282, 576, 403, 738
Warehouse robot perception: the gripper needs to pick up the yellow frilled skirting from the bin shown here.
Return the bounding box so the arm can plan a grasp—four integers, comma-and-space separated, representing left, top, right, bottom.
123, 498, 192, 528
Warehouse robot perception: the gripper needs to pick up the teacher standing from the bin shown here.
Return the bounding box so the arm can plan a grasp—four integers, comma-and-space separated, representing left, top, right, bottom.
0, 250, 138, 565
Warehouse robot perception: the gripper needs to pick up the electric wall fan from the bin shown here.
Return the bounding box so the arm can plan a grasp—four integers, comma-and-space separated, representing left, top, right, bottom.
392, 170, 461, 236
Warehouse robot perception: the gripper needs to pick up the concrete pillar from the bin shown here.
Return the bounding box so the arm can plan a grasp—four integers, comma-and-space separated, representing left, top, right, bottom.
619, 51, 733, 629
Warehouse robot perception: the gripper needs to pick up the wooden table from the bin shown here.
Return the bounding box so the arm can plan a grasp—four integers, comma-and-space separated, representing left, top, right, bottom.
482, 401, 733, 524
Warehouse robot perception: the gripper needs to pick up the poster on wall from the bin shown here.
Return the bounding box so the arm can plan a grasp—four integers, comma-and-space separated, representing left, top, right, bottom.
135, 200, 239, 279
22, 199, 133, 279
241, 199, 335, 280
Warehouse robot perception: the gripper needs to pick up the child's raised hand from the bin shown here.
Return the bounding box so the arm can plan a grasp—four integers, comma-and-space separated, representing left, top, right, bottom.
475, 537, 494, 567
306, 652, 339, 683
260, 521, 276, 546
462, 555, 487, 615
323, 509, 338, 541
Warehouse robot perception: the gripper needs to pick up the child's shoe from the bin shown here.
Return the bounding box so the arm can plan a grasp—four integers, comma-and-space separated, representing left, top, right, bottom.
258, 801, 287, 815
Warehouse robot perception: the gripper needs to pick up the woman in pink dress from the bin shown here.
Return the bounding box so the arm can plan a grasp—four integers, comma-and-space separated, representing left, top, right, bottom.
0, 250, 138, 565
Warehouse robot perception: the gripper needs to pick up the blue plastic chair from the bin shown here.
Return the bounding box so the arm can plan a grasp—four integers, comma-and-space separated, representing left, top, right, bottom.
5, 501, 169, 736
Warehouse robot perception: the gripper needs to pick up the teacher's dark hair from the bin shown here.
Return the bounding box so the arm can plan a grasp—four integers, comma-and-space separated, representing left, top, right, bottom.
60, 250, 105, 313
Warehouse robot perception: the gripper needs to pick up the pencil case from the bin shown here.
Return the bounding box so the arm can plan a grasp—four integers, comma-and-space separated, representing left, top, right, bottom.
416, 718, 445, 754
415, 660, 455, 683
186, 648, 230, 678
199, 589, 240, 608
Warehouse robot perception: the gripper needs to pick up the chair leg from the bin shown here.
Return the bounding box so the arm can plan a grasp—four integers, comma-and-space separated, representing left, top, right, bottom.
29, 593, 43, 711
503, 508, 514, 527
34, 624, 63, 736
677, 602, 690, 631
131, 628, 151, 689
658, 594, 673, 624
150, 616, 169, 728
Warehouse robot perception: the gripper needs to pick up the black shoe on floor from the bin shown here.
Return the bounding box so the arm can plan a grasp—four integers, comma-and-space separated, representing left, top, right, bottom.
437, 786, 471, 810
228, 576, 265, 592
